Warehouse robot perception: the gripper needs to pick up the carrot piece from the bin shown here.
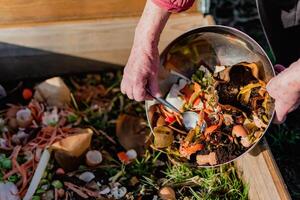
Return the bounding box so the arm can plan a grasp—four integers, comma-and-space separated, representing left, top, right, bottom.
117, 152, 129, 164
180, 143, 204, 158
204, 125, 219, 135
194, 83, 201, 93
204, 115, 223, 136
193, 97, 201, 107
197, 111, 205, 126
180, 84, 194, 101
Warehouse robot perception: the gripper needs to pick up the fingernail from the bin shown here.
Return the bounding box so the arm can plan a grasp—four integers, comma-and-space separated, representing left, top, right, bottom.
274, 64, 286, 73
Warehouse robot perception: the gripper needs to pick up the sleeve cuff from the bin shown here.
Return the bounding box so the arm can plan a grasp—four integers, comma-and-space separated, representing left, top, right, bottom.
152, 0, 195, 13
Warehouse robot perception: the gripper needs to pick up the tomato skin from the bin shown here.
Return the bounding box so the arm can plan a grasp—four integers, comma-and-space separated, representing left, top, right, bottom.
22, 88, 33, 100
117, 152, 129, 164
165, 116, 176, 124
193, 97, 201, 106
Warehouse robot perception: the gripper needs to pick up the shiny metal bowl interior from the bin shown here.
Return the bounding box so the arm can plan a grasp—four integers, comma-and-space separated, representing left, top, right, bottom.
145, 25, 275, 167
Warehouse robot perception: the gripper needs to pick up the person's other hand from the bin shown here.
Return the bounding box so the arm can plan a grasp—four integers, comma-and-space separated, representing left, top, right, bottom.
121, 41, 160, 101
267, 59, 300, 124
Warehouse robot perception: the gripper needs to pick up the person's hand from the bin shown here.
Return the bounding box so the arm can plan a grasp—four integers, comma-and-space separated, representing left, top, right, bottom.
121, 0, 170, 101
267, 59, 300, 123
121, 39, 160, 101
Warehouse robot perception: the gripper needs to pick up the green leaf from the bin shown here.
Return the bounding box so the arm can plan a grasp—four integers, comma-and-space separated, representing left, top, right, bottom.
51, 180, 63, 189
35, 188, 45, 194
31, 196, 41, 200
67, 114, 78, 123
1, 158, 12, 170
8, 175, 19, 183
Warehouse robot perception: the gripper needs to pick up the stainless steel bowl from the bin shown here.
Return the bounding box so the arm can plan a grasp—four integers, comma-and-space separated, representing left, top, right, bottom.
145, 25, 275, 167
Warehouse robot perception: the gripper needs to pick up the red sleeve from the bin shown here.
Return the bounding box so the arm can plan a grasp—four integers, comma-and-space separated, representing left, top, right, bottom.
152, 0, 195, 12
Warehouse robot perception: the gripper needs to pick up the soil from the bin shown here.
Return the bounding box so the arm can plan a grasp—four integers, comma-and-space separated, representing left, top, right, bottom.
217, 65, 256, 114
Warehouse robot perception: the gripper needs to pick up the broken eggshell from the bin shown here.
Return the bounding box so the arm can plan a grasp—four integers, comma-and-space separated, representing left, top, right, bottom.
111, 186, 127, 199
34, 77, 71, 108
11, 129, 29, 145
232, 125, 248, 138
6, 106, 21, 130
126, 149, 137, 160
232, 125, 252, 147
16, 108, 33, 128
78, 171, 95, 183
50, 128, 93, 171
0, 182, 20, 200
42, 107, 59, 126
159, 186, 176, 200
85, 150, 103, 167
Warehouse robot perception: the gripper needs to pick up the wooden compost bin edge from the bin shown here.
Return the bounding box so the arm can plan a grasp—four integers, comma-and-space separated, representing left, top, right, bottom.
235, 138, 291, 200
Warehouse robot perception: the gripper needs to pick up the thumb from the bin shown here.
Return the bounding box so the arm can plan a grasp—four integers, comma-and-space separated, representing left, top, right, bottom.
273, 100, 289, 124
148, 74, 161, 98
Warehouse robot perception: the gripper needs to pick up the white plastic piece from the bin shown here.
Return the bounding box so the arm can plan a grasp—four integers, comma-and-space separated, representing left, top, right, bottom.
23, 149, 51, 200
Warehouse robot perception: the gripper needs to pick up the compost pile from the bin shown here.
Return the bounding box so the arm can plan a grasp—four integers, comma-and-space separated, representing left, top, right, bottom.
149, 62, 273, 166
0, 71, 247, 200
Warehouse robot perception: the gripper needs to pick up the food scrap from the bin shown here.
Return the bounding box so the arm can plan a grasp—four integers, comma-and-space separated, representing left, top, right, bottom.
0, 70, 248, 199
149, 62, 272, 166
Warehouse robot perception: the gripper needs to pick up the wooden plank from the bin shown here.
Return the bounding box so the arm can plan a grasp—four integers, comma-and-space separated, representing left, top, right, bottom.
0, 13, 209, 64
0, 13, 213, 81
0, 0, 197, 27
235, 138, 291, 200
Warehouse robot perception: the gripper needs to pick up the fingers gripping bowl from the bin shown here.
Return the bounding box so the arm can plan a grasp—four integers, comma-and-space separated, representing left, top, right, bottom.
145, 26, 275, 167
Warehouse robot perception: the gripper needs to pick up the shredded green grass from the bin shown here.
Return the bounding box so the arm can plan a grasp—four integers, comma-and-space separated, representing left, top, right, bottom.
162, 164, 248, 200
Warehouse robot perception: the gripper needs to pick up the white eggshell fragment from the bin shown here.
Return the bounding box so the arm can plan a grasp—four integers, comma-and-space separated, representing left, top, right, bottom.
126, 149, 137, 160
78, 172, 95, 183
85, 150, 103, 167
